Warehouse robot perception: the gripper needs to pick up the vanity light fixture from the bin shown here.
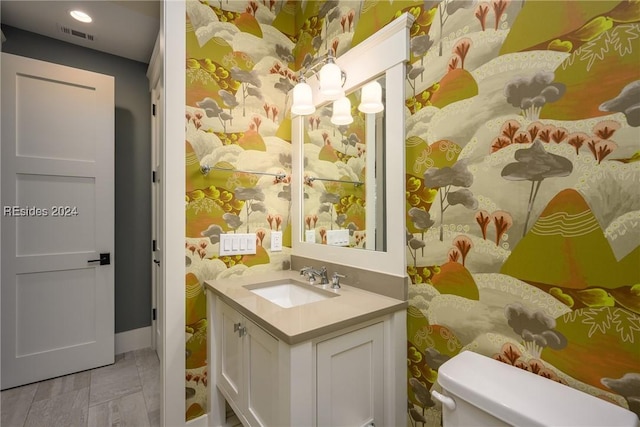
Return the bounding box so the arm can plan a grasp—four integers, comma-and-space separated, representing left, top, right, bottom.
291, 76, 315, 115
358, 81, 384, 114
291, 54, 346, 116
330, 97, 354, 125
70, 10, 92, 23
291, 54, 384, 121
317, 57, 344, 101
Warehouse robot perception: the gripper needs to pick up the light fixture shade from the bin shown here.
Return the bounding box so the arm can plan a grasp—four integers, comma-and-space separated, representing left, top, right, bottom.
291, 82, 315, 115
358, 81, 384, 113
331, 97, 353, 125
319, 62, 344, 100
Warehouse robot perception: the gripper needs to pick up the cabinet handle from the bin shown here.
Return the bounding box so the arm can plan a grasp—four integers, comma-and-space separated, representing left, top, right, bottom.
237, 326, 247, 337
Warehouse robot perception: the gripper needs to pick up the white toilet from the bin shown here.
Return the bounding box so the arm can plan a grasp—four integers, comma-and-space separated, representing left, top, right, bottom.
431, 351, 639, 427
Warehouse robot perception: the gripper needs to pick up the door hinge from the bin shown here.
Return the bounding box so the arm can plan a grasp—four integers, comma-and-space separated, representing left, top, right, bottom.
152, 308, 157, 321
152, 103, 156, 116
152, 170, 156, 183
152, 239, 157, 251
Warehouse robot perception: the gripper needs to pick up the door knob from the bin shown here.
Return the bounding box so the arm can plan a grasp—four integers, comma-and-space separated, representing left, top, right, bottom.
88, 253, 110, 265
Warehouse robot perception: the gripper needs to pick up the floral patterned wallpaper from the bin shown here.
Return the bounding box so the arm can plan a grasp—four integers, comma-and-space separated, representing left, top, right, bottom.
397, 0, 640, 425
185, 0, 640, 423
184, 0, 299, 418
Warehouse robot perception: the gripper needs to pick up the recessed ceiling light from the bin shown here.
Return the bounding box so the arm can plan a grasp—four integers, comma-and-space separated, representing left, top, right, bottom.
70, 10, 92, 23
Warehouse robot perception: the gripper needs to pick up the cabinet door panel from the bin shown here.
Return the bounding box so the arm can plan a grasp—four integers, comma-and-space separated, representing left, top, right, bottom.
316, 323, 384, 427
218, 302, 244, 404
245, 321, 279, 427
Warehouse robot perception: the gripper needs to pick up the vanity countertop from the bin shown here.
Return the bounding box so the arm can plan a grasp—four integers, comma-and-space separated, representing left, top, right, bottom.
205, 270, 407, 345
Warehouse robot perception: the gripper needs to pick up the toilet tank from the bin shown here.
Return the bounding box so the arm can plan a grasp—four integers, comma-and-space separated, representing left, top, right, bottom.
433, 351, 639, 427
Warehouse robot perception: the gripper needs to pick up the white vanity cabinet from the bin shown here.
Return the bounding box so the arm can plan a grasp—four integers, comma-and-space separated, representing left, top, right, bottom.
316, 322, 384, 427
217, 300, 280, 427
209, 293, 405, 427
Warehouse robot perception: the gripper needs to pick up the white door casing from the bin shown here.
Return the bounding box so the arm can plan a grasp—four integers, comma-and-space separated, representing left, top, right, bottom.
148, 34, 163, 362
151, 88, 163, 361
1, 53, 115, 389
162, 1, 187, 425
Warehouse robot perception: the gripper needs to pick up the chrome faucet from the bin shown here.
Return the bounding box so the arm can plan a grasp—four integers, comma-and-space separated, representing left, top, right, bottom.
300, 266, 329, 285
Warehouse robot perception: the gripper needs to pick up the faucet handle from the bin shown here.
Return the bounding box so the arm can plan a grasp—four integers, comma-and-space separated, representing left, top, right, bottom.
300, 267, 317, 285
300, 266, 312, 275
331, 272, 345, 289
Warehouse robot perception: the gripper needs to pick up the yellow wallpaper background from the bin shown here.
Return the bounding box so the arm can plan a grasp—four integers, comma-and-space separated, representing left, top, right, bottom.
185, 0, 640, 423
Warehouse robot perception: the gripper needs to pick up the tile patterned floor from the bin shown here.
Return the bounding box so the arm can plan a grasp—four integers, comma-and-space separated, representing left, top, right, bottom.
224, 403, 243, 427
1, 348, 160, 427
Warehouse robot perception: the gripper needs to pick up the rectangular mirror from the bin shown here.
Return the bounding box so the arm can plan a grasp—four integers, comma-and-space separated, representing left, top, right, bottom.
301, 74, 386, 251
291, 13, 413, 277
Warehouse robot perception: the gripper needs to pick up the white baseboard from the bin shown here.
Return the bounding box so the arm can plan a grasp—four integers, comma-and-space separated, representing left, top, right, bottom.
186, 414, 209, 427
115, 326, 152, 354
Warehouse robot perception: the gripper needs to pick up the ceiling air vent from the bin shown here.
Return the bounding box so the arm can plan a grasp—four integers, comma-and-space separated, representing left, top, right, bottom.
58, 24, 95, 41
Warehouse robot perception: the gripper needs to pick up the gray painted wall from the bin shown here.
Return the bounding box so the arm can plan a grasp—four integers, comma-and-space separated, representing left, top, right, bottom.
2, 25, 152, 334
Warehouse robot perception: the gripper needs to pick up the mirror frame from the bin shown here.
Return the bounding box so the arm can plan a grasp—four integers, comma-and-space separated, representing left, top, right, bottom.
292, 13, 414, 278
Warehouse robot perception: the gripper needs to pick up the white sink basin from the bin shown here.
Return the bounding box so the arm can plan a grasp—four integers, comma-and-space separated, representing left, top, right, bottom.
245, 280, 337, 308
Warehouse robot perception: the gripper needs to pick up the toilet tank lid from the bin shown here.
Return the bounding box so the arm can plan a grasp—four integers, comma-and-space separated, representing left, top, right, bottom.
436, 351, 638, 427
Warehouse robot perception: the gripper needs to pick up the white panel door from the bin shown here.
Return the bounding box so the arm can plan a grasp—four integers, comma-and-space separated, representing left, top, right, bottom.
1, 53, 115, 389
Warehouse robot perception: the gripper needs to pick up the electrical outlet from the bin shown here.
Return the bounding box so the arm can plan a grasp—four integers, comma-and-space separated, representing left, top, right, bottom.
271, 231, 283, 252
305, 230, 316, 243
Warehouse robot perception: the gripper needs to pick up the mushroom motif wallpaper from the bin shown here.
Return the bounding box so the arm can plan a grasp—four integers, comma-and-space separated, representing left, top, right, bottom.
185, 0, 640, 423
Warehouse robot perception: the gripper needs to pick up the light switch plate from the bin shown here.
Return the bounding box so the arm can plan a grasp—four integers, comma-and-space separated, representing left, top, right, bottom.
271, 231, 283, 252
219, 233, 257, 256
326, 229, 349, 246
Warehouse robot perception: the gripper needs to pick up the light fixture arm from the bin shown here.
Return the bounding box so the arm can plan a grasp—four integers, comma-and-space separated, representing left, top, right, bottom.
297, 54, 346, 86
292, 53, 348, 114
